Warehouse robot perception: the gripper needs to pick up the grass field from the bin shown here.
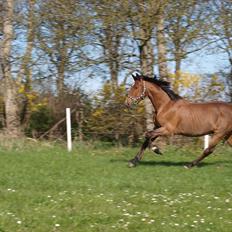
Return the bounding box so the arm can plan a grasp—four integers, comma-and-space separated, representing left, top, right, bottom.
0, 141, 231, 232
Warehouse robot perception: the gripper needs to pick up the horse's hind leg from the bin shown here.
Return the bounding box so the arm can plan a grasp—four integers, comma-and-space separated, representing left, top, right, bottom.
128, 138, 150, 167
186, 133, 225, 169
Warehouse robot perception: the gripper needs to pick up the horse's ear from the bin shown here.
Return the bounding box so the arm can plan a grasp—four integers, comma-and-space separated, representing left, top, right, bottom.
132, 73, 140, 81
132, 72, 141, 81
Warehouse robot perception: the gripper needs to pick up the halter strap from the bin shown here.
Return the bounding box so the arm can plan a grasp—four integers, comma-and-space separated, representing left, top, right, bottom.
127, 81, 146, 104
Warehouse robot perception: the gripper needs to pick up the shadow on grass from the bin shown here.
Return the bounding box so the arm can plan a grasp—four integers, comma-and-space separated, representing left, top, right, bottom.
110, 158, 232, 168
139, 160, 211, 167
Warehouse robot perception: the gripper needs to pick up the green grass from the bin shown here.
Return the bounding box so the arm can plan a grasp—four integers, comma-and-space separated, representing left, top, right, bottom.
0, 141, 231, 232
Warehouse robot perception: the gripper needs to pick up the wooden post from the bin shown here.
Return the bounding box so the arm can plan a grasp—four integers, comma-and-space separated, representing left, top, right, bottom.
204, 135, 209, 150
66, 108, 72, 152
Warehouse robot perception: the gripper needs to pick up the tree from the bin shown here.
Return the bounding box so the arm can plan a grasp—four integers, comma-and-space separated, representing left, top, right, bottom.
156, 2, 169, 80
2, 0, 22, 137
165, 0, 209, 92
91, 1, 121, 90
36, 0, 90, 98
17, 0, 37, 129
209, 0, 232, 101
127, 0, 161, 131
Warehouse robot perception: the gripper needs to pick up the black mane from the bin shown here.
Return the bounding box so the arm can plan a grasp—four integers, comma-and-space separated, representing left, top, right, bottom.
142, 75, 182, 101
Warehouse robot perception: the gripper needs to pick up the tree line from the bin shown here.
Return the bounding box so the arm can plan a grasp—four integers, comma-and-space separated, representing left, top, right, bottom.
0, 0, 231, 144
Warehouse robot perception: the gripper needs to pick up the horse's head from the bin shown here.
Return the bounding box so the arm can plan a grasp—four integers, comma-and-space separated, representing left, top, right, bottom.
125, 73, 147, 108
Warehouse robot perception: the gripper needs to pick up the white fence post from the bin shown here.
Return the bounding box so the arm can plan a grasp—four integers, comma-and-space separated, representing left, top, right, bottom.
204, 135, 209, 150
66, 108, 72, 152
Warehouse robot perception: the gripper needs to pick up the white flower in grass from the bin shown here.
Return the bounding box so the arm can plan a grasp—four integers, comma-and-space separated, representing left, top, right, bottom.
55, 224, 60, 227
148, 219, 155, 224
123, 213, 130, 216
141, 218, 146, 221
7, 188, 16, 192
144, 213, 149, 218
174, 223, 179, 226
17, 221, 22, 224
123, 222, 130, 227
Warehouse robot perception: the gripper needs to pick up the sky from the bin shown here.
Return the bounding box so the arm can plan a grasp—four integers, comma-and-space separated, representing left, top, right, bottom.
181, 51, 229, 75
82, 50, 230, 95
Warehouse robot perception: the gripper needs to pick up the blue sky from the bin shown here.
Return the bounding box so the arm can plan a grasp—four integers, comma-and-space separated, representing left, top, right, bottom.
82, 50, 230, 95
181, 51, 229, 74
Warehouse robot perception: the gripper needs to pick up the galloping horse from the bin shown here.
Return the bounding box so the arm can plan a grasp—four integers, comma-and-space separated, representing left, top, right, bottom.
125, 73, 232, 168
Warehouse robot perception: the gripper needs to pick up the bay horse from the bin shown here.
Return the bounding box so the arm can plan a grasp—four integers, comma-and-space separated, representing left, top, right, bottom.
125, 73, 232, 168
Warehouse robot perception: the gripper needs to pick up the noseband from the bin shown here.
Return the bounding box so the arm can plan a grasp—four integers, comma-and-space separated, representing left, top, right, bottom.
127, 81, 146, 104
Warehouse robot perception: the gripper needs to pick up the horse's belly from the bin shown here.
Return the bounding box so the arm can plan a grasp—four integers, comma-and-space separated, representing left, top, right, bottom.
175, 121, 213, 137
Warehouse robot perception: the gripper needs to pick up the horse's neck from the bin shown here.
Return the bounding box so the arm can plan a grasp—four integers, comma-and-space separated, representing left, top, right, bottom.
146, 83, 171, 111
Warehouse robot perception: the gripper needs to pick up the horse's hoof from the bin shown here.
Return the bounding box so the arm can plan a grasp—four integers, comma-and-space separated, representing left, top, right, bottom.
128, 161, 136, 168
151, 146, 163, 155
184, 164, 193, 169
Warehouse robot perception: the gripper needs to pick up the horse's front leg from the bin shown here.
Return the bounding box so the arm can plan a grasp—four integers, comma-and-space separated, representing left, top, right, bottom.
150, 124, 163, 155
128, 127, 169, 168
145, 127, 171, 140
128, 137, 150, 167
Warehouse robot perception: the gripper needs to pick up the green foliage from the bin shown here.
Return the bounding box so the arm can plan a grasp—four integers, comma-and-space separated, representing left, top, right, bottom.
26, 106, 54, 136
0, 143, 231, 231
87, 82, 145, 145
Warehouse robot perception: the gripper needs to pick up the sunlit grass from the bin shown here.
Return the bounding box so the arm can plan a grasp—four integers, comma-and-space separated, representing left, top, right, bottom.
0, 142, 231, 231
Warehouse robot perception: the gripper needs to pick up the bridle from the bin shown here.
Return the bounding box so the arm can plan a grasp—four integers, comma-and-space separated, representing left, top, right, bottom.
127, 81, 146, 104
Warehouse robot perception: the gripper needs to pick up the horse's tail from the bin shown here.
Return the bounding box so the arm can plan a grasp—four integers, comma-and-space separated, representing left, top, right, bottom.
226, 134, 232, 147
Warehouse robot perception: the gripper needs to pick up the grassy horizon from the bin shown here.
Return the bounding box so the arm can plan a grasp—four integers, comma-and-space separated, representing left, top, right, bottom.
0, 141, 231, 231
